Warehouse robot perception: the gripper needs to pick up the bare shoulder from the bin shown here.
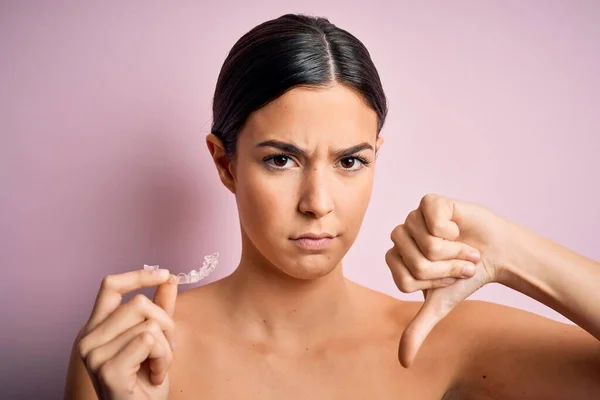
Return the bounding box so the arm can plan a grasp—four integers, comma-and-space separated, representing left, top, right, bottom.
346, 279, 419, 318
172, 281, 221, 317
346, 281, 465, 391
435, 298, 597, 367
166, 280, 230, 389
441, 300, 600, 399
446, 298, 594, 344
348, 280, 461, 348
170, 280, 225, 338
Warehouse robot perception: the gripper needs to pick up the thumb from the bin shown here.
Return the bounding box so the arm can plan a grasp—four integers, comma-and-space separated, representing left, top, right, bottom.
398, 290, 463, 368
153, 275, 178, 316
398, 254, 491, 368
153, 275, 178, 349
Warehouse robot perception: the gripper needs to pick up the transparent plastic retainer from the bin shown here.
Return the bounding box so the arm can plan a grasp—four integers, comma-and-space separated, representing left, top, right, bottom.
143, 252, 219, 285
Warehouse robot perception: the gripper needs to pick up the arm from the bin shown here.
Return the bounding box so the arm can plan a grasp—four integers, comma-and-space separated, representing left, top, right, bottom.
387, 194, 600, 397
456, 223, 600, 398
499, 222, 600, 341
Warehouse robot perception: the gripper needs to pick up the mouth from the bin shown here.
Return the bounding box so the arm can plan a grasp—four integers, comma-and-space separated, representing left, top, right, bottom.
290, 233, 336, 250
292, 233, 335, 240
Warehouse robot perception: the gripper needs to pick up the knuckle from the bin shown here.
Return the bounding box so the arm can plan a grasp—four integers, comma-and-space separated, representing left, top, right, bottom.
132, 294, 150, 308
422, 238, 442, 259
411, 260, 430, 280
385, 248, 397, 266
420, 193, 436, 208
100, 275, 116, 291
399, 277, 417, 293
393, 272, 415, 293
390, 224, 404, 243
429, 220, 446, 236
139, 331, 155, 346
404, 210, 416, 226
85, 348, 102, 372
145, 319, 162, 336
412, 269, 428, 281
77, 336, 92, 359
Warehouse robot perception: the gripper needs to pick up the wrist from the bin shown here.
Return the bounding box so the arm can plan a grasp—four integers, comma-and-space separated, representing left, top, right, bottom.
493, 220, 540, 286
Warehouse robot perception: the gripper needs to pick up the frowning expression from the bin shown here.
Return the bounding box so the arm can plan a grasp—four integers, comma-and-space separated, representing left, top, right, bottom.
230, 84, 383, 279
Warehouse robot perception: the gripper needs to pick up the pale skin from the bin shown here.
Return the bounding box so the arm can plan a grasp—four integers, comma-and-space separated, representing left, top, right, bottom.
64, 84, 600, 400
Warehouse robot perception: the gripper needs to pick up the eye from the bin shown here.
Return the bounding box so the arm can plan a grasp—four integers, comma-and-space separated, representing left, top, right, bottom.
264, 154, 297, 169
338, 156, 370, 171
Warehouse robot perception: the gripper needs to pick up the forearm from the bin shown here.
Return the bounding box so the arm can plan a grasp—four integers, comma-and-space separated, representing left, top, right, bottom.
499, 222, 600, 340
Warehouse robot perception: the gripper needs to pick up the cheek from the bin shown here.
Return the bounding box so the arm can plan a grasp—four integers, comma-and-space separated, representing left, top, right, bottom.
235, 165, 296, 234
336, 176, 373, 232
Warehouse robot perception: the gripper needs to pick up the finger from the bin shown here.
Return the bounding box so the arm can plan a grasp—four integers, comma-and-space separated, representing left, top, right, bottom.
391, 227, 476, 280
385, 249, 460, 293
87, 269, 171, 331
147, 338, 171, 386
419, 194, 460, 241
406, 210, 480, 263
84, 319, 173, 375
100, 331, 169, 389
80, 294, 175, 358
153, 274, 178, 349
398, 291, 460, 368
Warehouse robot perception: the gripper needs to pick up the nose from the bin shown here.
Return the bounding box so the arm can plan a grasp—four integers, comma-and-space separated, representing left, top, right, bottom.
297, 167, 334, 219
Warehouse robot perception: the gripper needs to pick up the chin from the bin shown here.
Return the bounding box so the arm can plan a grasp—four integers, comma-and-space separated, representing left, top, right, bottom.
274, 253, 341, 280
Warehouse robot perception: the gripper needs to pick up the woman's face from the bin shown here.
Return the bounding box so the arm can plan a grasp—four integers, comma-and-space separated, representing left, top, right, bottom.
214, 84, 383, 279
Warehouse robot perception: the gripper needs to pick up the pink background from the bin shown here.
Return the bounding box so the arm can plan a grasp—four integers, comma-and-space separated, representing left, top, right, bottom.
1, 1, 599, 398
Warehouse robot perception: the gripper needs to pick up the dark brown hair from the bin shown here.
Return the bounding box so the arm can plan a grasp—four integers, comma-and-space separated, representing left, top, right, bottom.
211, 13, 388, 158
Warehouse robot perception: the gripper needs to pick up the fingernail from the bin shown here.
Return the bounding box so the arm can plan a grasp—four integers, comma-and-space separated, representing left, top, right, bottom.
442, 277, 456, 285
466, 251, 480, 263
462, 265, 476, 277
170, 338, 177, 350
151, 372, 164, 386
153, 269, 169, 278
168, 274, 178, 284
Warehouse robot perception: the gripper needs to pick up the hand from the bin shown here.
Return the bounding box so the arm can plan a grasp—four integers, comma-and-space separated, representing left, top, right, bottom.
386, 194, 511, 367
77, 269, 178, 400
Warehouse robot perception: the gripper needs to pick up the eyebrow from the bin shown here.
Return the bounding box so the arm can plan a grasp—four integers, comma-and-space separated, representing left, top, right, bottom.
255, 140, 374, 158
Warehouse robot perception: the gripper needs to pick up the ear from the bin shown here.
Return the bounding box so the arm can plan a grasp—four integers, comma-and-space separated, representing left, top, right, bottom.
375, 136, 384, 158
206, 133, 236, 194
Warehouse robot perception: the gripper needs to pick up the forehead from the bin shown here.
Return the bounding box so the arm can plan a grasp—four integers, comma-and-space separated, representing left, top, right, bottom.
240, 84, 378, 148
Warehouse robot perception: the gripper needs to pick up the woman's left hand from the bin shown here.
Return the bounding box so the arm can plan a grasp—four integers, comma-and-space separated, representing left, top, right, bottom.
386, 193, 513, 367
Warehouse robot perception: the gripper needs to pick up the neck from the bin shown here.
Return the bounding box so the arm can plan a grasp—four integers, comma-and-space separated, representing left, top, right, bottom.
218, 231, 356, 347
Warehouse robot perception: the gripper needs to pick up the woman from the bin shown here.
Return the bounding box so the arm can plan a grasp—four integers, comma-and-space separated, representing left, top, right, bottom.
64, 14, 600, 399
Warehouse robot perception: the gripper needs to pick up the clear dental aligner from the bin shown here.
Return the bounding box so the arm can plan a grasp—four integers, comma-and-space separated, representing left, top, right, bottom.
143, 252, 219, 285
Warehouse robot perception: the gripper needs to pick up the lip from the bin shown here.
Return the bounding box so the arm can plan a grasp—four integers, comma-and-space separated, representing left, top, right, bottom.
293, 233, 335, 240
290, 233, 336, 251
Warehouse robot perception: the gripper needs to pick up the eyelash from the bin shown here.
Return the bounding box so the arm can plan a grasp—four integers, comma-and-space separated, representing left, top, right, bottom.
263, 152, 372, 172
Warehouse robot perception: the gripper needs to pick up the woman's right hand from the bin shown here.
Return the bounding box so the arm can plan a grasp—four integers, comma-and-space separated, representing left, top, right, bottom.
76, 268, 178, 400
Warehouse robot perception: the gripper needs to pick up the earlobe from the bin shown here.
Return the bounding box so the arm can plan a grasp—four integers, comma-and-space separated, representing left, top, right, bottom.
205, 133, 236, 194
